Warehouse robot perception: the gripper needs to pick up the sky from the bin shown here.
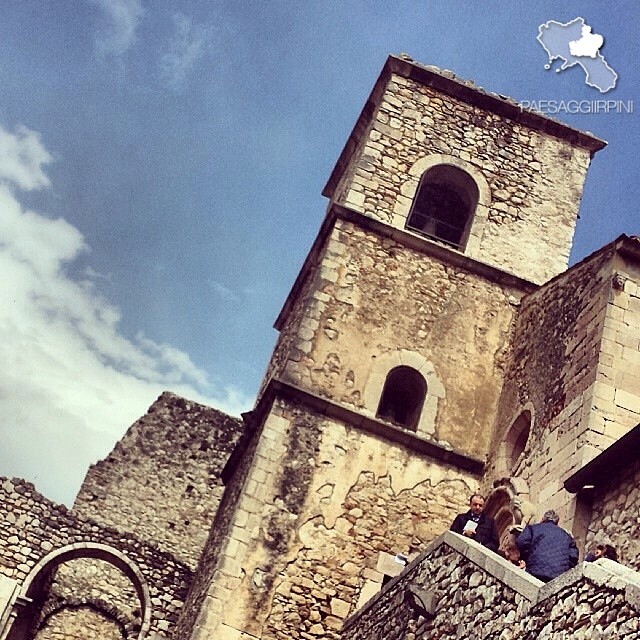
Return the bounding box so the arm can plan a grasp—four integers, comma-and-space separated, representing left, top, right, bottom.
0, 1, 638, 505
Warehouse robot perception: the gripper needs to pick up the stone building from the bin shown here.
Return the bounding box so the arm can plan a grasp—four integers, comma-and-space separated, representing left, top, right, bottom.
1, 54, 639, 639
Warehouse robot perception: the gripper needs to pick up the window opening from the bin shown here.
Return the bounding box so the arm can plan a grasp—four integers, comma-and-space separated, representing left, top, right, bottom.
406, 165, 479, 249
376, 366, 427, 431
507, 411, 531, 472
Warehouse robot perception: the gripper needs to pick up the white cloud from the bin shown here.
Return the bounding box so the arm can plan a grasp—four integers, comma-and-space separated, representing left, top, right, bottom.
160, 13, 211, 90
0, 125, 52, 190
90, 0, 145, 57
209, 280, 242, 303
0, 124, 252, 506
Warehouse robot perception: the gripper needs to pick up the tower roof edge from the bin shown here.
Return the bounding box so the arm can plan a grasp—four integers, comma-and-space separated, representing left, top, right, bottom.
323, 54, 607, 201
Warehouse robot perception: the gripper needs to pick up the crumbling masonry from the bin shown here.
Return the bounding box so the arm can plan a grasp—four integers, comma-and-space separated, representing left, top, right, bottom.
1, 55, 639, 639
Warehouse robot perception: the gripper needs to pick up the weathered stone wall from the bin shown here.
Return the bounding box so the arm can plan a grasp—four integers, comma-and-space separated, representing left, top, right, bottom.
0, 477, 192, 637
181, 398, 478, 640
35, 606, 124, 639
273, 216, 525, 461
73, 392, 243, 569
329, 67, 595, 285
597, 254, 640, 440
487, 241, 640, 525
485, 246, 614, 520
37, 558, 138, 638
341, 532, 640, 640
172, 408, 265, 640
587, 455, 640, 571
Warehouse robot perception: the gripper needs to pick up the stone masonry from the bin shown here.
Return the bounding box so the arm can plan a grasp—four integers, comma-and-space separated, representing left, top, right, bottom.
73, 392, 244, 570
485, 237, 640, 529
265, 213, 531, 460
341, 532, 640, 640
172, 55, 634, 640
3, 54, 640, 640
0, 477, 192, 638
173, 396, 478, 640
587, 455, 640, 571
324, 56, 603, 285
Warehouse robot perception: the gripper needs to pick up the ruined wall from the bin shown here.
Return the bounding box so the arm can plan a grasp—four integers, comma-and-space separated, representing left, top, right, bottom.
329, 69, 594, 284
73, 392, 243, 569
35, 607, 124, 639
341, 532, 640, 640
0, 477, 192, 637
181, 398, 478, 640
586, 456, 640, 571
37, 558, 138, 639
485, 247, 614, 519
172, 412, 265, 640
272, 217, 524, 461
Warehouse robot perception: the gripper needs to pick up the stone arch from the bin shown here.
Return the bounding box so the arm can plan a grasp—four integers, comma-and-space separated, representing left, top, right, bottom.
393, 154, 491, 254
36, 603, 126, 639
376, 365, 427, 431
3, 543, 151, 640
493, 404, 535, 480
483, 487, 514, 548
363, 350, 444, 438
484, 476, 534, 549
506, 410, 531, 471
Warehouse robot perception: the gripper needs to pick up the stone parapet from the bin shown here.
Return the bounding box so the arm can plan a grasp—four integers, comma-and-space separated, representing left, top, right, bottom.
342, 531, 640, 639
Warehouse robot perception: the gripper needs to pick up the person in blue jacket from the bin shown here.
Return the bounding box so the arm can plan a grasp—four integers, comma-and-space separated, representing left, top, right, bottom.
516, 509, 578, 582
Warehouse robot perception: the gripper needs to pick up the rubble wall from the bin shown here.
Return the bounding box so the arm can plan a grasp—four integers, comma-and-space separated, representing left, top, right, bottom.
587, 455, 640, 571
341, 532, 640, 640
35, 607, 124, 639
73, 392, 243, 569
0, 477, 192, 638
181, 398, 479, 640
487, 243, 640, 525
271, 217, 525, 462
485, 246, 615, 520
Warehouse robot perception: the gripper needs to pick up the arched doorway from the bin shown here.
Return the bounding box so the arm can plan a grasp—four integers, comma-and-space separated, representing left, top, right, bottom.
2, 543, 151, 640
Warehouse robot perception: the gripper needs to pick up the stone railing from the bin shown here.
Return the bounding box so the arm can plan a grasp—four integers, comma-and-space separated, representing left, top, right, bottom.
341, 531, 640, 639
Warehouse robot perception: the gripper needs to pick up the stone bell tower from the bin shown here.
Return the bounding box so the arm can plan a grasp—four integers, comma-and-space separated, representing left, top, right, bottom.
174, 55, 605, 640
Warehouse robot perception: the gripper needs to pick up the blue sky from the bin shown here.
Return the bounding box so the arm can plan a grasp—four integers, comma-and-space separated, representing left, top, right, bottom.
1, 1, 638, 504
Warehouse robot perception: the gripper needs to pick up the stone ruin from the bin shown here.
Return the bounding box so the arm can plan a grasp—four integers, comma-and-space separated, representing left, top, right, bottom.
1, 54, 639, 639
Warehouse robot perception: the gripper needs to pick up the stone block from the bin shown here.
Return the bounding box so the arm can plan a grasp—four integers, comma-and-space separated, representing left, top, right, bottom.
330, 596, 352, 618
603, 421, 633, 441
217, 624, 243, 640
614, 388, 640, 414
376, 551, 406, 578
601, 339, 623, 359
592, 382, 615, 403
355, 579, 381, 611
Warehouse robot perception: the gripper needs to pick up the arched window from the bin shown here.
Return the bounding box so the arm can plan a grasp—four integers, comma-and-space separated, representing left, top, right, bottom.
376, 366, 427, 431
506, 410, 531, 471
406, 165, 479, 249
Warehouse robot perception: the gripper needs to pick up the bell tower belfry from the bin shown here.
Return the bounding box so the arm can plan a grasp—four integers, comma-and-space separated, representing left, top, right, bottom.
175, 55, 605, 640
323, 55, 604, 284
